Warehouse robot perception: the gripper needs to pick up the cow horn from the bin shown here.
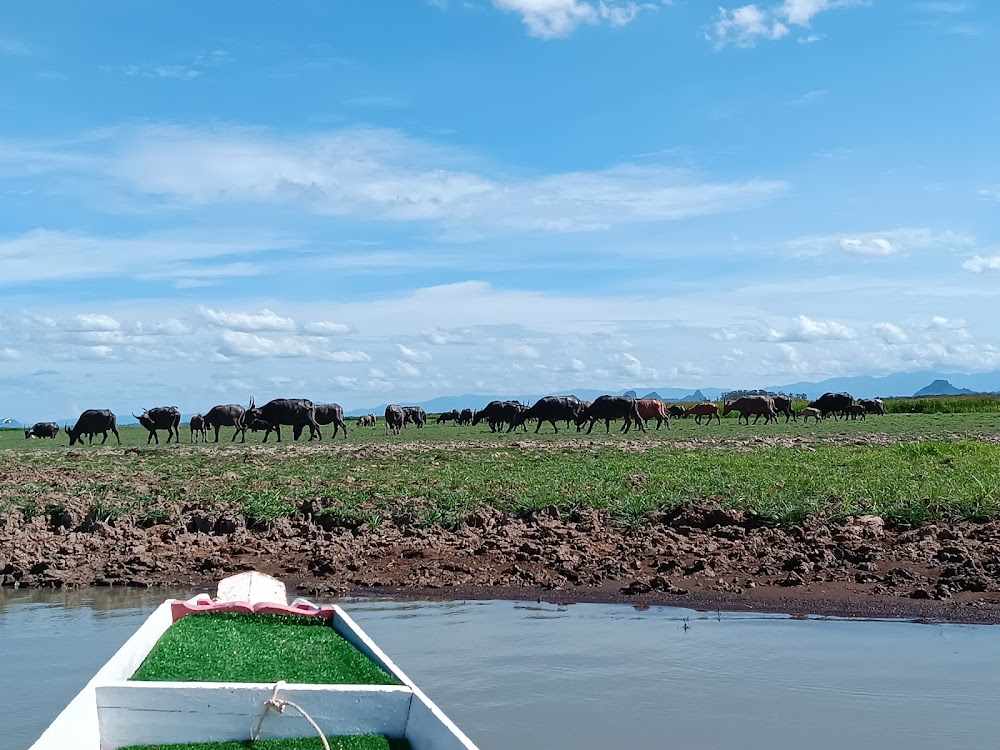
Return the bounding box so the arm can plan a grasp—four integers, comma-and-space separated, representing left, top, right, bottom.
132, 412, 141, 420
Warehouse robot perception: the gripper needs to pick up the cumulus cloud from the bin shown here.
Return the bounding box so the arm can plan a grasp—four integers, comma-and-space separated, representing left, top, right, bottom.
570, 358, 586, 371
397, 344, 431, 362
962, 255, 1000, 273
493, 0, 656, 38
302, 320, 351, 336
218, 331, 311, 358
503, 342, 542, 360
73, 314, 121, 332
198, 306, 296, 332
395, 360, 421, 377
708, 0, 867, 48
322, 350, 371, 363
872, 322, 908, 344
788, 228, 973, 258
767, 315, 855, 342
928, 315, 967, 330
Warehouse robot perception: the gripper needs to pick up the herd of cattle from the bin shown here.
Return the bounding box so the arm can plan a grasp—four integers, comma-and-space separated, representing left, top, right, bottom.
19, 392, 885, 446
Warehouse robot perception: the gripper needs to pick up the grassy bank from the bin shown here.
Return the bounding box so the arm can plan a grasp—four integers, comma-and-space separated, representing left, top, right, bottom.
2, 414, 1000, 527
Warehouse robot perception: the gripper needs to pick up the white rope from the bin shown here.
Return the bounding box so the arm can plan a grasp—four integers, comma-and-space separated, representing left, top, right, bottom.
252, 680, 331, 750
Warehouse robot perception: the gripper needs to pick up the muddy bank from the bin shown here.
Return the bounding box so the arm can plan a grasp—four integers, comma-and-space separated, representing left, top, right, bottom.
4, 498, 1000, 624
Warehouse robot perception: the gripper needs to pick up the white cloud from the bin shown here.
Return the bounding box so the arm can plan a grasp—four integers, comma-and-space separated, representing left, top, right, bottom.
977, 186, 1000, 202
788, 228, 973, 258
767, 315, 855, 342
872, 322, 908, 344
962, 255, 1000, 273
323, 350, 371, 363
0, 35, 30, 57
928, 315, 967, 330
218, 331, 311, 358
570, 358, 586, 371
302, 320, 351, 336
397, 344, 432, 362
0, 347, 21, 361
619, 352, 643, 377
492, 0, 656, 38
73, 314, 121, 332
709, 0, 867, 48
503, 342, 542, 359
198, 306, 296, 332
369, 368, 387, 378
395, 360, 421, 378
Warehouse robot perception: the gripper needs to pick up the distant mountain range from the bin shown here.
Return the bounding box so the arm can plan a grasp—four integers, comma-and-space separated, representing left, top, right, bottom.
343, 370, 1000, 416
913, 379, 975, 397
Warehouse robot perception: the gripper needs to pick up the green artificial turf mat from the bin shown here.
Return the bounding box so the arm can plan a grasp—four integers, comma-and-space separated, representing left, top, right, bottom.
120, 737, 410, 750
131, 613, 399, 685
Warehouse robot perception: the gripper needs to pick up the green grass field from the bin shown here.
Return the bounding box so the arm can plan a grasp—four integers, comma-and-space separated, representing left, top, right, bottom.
2, 410, 999, 528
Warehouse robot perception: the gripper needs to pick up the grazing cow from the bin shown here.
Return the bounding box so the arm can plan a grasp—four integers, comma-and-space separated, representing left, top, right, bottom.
204, 404, 247, 443
402, 406, 427, 428
667, 405, 686, 419
385, 404, 405, 435
134, 406, 181, 444
473, 400, 524, 433
722, 396, 778, 426
635, 399, 671, 430
295, 403, 348, 440
459, 408, 474, 426
67, 409, 120, 446
771, 396, 797, 423
357, 414, 376, 427
514, 396, 582, 433
245, 397, 321, 443
24, 422, 60, 439
579, 395, 647, 435
189, 414, 208, 443
807, 392, 855, 421
437, 410, 460, 425
859, 398, 886, 416
683, 402, 721, 426
799, 407, 823, 423
845, 404, 867, 421
247, 418, 271, 433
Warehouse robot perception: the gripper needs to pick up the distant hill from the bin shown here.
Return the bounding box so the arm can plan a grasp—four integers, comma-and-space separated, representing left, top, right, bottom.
913, 379, 975, 397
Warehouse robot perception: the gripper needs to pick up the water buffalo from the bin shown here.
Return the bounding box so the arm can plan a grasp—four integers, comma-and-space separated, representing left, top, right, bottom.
667, 405, 686, 419
247, 418, 271, 432
134, 406, 181, 444
579, 395, 646, 435
204, 404, 247, 443
459, 408, 474, 426
808, 392, 855, 420
799, 407, 823, 423
437, 410, 460, 425
723, 396, 778, 426
189, 414, 208, 443
67, 409, 120, 446
296, 403, 348, 440
845, 404, 867, 421
24, 422, 60, 439
385, 404, 405, 435
514, 396, 582, 433
357, 414, 376, 427
635, 399, 670, 430
683, 402, 721, 426
771, 396, 797, 423
402, 407, 427, 428
859, 398, 885, 416
246, 397, 320, 443
472, 400, 526, 432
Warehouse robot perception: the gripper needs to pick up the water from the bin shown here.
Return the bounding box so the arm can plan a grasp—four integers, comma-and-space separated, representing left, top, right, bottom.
2, 589, 999, 750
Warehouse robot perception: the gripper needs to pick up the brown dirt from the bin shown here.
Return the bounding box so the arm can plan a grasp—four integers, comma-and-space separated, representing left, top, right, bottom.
4, 496, 1000, 624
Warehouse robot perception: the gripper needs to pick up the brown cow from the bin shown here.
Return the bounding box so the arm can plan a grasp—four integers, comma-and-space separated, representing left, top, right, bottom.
845, 404, 867, 420
683, 401, 721, 426
635, 399, 670, 430
189, 414, 208, 443
799, 407, 822, 423
771, 395, 797, 423
723, 396, 778, 425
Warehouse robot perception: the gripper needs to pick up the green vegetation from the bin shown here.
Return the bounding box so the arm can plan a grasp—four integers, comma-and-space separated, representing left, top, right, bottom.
2, 410, 1000, 527
132, 613, 399, 685
884, 395, 1000, 414
120, 737, 403, 750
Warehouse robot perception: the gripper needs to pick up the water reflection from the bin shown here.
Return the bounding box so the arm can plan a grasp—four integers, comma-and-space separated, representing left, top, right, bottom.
2, 588, 999, 750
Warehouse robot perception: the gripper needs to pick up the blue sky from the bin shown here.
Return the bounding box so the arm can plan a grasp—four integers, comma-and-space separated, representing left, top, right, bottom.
1, 0, 998, 417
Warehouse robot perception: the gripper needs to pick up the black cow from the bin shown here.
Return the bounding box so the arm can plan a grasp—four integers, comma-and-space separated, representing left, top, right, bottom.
472, 400, 526, 432
385, 404, 406, 435
402, 406, 427, 428
67, 409, 120, 446
859, 398, 886, 416
667, 405, 686, 419
579, 395, 647, 435
771, 396, 797, 423
189, 414, 208, 443
247, 418, 271, 433
808, 392, 855, 420
134, 406, 181, 444
514, 396, 583, 433
459, 408, 474, 426
205, 404, 247, 443
246, 397, 321, 443
437, 410, 460, 425
294, 403, 348, 440
24, 422, 60, 439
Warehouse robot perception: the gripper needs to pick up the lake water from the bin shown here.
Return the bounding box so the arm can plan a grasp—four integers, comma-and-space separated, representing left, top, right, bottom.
2, 588, 999, 749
